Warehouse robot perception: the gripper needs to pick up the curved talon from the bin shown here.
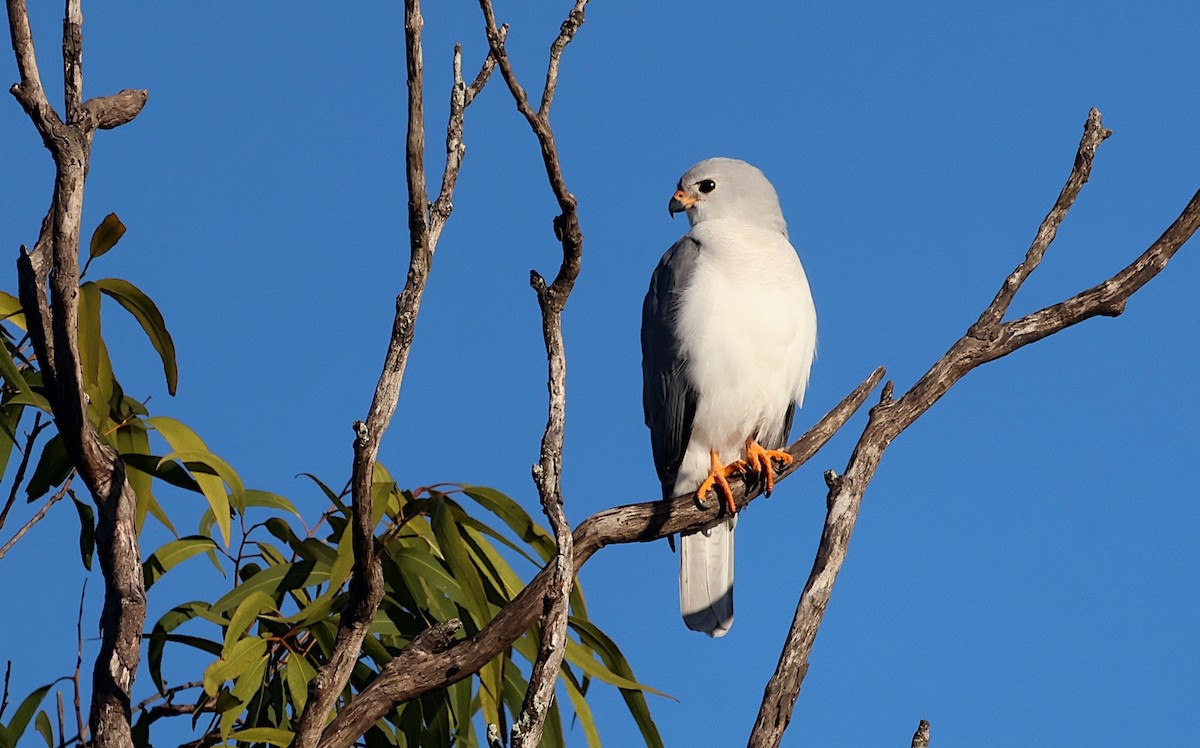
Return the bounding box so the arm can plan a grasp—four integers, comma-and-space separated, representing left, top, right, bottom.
744, 438, 793, 496
696, 449, 742, 513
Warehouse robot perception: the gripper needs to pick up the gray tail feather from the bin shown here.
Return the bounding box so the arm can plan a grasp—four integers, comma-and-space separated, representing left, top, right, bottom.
679, 515, 736, 637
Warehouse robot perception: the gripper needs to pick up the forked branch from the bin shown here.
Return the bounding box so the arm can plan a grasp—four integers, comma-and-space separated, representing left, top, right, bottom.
746, 109, 1200, 748
475, 2, 589, 744
6, 2, 149, 745
292, 2, 499, 746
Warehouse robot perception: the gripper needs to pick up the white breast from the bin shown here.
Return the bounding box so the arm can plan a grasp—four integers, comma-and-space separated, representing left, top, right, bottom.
671, 220, 817, 494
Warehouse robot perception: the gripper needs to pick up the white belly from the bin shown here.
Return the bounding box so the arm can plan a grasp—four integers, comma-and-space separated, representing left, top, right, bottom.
672, 221, 817, 494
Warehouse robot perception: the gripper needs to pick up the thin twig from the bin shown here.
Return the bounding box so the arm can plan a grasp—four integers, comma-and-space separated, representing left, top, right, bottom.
55, 691, 65, 748
0, 478, 71, 559
971, 108, 1112, 334
0, 411, 47, 531
912, 719, 931, 748
477, 1, 589, 741
74, 579, 86, 748
292, 2, 497, 745
1, 661, 9, 718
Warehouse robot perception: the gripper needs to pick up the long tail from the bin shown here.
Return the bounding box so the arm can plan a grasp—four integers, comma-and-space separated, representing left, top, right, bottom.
679, 515, 736, 637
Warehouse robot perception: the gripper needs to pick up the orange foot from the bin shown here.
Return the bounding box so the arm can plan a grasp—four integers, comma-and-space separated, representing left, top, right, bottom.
742, 438, 793, 497
696, 449, 744, 513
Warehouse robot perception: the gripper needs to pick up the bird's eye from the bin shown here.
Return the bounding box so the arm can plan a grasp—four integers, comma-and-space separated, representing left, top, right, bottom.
697, 179, 717, 194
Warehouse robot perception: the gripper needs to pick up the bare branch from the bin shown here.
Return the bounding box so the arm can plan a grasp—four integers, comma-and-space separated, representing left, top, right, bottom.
746, 109, 1200, 748
971, 108, 1112, 334
912, 720, 931, 748
6, 0, 63, 145
430, 37, 501, 247
82, 88, 148, 130
0, 479, 71, 559
1, 661, 9, 718
63, 0, 82, 122
74, 579, 86, 747
294, 2, 496, 744
474, 3, 591, 742
6, 3, 151, 745
0, 412, 47, 532
538, 0, 587, 119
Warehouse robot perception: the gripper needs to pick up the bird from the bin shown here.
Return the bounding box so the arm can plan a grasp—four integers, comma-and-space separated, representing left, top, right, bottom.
641, 157, 817, 637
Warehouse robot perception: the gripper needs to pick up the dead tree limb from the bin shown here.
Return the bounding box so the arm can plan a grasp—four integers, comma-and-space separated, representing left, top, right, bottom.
291, 2, 498, 746
6, 2, 148, 746
474, 1, 590, 744
746, 108, 1200, 748
911, 720, 931, 748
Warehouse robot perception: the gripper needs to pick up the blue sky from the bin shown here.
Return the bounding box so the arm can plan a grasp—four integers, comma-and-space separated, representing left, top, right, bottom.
2, 1, 1198, 746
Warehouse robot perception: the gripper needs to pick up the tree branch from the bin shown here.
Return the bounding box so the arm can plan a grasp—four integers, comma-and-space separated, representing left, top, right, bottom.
472, 1, 590, 742
911, 720, 931, 748
0, 411, 47, 532
292, 3, 497, 745
6, 3, 151, 746
746, 109, 1200, 748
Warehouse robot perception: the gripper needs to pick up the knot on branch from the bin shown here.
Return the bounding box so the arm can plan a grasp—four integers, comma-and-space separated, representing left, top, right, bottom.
352, 420, 370, 447
84, 88, 149, 130
529, 269, 548, 295
411, 618, 462, 654
879, 380, 895, 403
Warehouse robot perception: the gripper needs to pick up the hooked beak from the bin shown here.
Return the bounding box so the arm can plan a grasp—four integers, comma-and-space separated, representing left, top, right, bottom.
668, 188, 696, 218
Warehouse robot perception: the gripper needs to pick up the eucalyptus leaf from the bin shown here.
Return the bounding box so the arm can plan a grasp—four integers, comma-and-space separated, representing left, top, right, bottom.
94, 277, 178, 394
88, 212, 126, 260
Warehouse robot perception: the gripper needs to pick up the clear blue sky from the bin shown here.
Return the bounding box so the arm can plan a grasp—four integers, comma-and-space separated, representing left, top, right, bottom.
3, 2, 1198, 746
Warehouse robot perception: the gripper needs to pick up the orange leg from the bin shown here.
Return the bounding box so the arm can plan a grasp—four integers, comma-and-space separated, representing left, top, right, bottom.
742, 438, 793, 496
696, 449, 743, 513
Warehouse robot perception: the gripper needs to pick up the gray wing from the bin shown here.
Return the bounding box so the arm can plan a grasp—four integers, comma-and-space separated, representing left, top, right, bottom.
642, 236, 702, 501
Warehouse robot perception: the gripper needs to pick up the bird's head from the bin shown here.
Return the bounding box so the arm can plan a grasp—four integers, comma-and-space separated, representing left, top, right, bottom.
668, 157, 788, 235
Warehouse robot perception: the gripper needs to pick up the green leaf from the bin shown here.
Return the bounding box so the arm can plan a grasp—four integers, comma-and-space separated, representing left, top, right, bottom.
70, 495, 95, 570
562, 670, 602, 748
93, 277, 178, 395
563, 638, 670, 697
33, 710, 52, 748
203, 635, 267, 696
225, 727, 294, 746
209, 559, 323, 617
241, 489, 303, 522
461, 485, 557, 561
447, 677, 475, 745
2, 682, 53, 746
429, 494, 493, 632
122, 452, 202, 493
283, 652, 315, 713
297, 472, 347, 510
0, 403, 26, 483
143, 424, 241, 546
0, 290, 26, 330
143, 536, 219, 590
88, 213, 126, 260
147, 603, 223, 694
116, 423, 178, 535
0, 346, 35, 410
224, 590, 276, 651
25, 434, 70, 502
77, 282, 115, 421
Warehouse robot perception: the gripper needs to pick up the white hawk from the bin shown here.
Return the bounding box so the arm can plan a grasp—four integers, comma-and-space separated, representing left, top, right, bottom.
641, 157, 817, 637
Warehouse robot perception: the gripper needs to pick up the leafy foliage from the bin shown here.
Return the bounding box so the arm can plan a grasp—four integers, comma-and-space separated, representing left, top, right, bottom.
0, 216, 663, 747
